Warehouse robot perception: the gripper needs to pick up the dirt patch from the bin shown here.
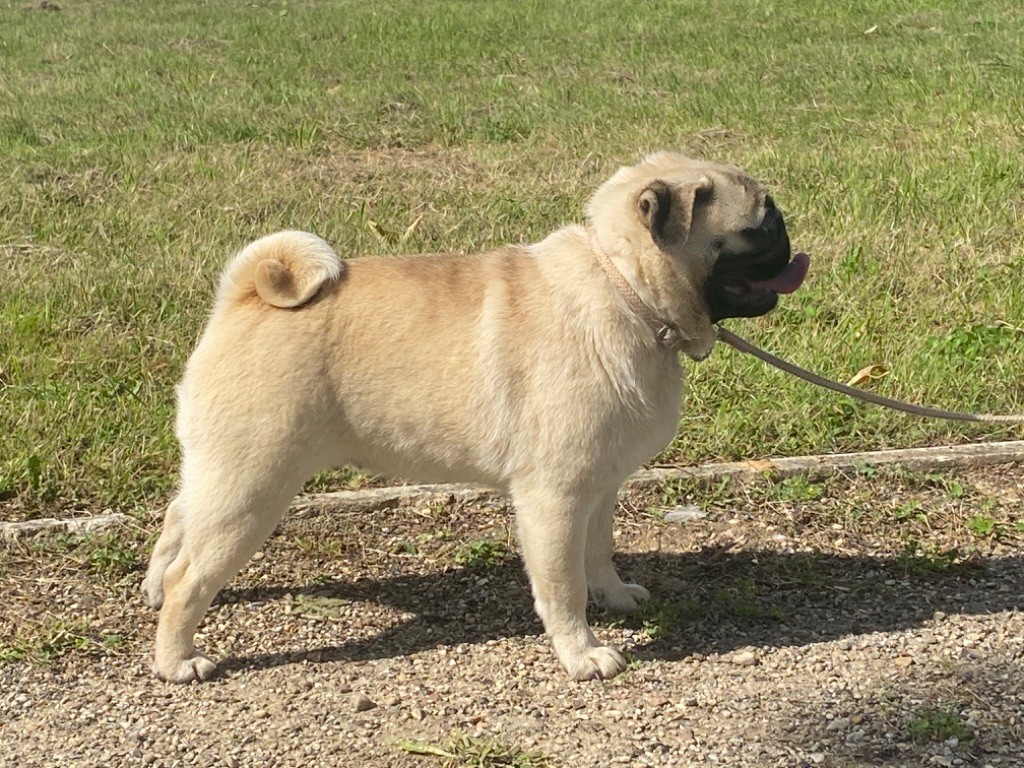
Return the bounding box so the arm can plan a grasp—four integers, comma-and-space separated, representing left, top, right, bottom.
2, 464, 1023, 767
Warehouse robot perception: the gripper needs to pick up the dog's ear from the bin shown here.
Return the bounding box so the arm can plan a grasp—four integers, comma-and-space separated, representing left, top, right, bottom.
638, 176, 714, 248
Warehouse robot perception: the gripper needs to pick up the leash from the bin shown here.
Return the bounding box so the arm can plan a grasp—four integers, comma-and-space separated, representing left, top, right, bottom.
715, 325, 1024, 424
592, 239, 1023, 424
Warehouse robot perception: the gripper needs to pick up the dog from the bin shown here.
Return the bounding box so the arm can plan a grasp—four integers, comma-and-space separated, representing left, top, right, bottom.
143, 152, 809, 683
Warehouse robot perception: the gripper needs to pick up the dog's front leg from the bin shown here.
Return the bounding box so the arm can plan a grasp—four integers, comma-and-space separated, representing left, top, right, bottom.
585, 490, 650, 613
512, 485, 628, 681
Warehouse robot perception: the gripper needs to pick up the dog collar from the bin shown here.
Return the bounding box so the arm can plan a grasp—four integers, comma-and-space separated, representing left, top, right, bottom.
592, 242, 687, 353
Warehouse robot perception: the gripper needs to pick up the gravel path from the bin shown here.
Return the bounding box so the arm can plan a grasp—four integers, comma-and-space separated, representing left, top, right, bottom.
3, 463, 1023, 767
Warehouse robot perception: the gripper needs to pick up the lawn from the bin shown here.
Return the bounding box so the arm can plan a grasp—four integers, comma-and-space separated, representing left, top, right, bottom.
2, 0, 1022, 517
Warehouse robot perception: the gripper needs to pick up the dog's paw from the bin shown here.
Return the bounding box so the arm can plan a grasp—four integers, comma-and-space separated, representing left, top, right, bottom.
590, 581, 650, 614
562, 645, 628, 681
141, 576, 163, 610
153, 652, 218, 684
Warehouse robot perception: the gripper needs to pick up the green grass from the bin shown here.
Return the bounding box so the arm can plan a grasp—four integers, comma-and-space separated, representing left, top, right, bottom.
3, 0, 1024, 517
398, 734, 548, 768
600, 581, 786, 639
0, 618, 92, 666
906, 705, 974, 744
453, 538, 509, 568
77, 532, 142, 584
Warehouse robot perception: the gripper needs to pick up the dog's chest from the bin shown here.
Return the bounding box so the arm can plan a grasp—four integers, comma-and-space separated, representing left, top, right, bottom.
641, 372, 685, 450
603, 356, 685, 469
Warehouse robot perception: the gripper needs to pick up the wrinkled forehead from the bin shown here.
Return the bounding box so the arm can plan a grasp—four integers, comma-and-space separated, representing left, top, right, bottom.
700, 165, 767, 230
637, 154, 768, 225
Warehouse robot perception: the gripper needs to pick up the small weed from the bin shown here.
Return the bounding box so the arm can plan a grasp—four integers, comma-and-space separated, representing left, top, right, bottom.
636, 600, 682, 640
625, 581, 785, 641
286, 592, 351, 620
705, 580, 787, 624
926, 474, 967, 500
623, 652, 644, 672
851, 461, 878, 478
659, 476, 733, 509
966, 515, 998, 538
1, 620, 93, 666
45, 531, 81, 552
398, 733, 547, 767
102, 633, 126, 651
946, 479, 967, 500
80, 534, 140, 583
593, 612, 625, 629
892, 500, 924, 523
38, 621, 92, 663
294, 535, 347, 559
927, 324, 1018, 362
454, 539, 508, 568
658, 479, 686, 507
643, 505, 667, 521
419, 530, 453, 544
778, 554, 825, 587
37, 532, 142, 585
0, 644, 27, 665
769, 476, 825, 503
907, 706, 973, 744
895, 541, 962, 577
302, 467, 377, 494
390, 539, 420, 555
27, 454, 43, 491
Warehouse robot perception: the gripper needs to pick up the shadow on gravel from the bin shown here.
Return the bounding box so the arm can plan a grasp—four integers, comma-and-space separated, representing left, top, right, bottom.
218, 546, 1024, 676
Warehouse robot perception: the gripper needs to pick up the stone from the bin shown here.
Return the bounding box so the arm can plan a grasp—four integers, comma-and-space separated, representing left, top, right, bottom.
352, 693, 377, 712
731, 650, 758, 667
664, 505, 707, 523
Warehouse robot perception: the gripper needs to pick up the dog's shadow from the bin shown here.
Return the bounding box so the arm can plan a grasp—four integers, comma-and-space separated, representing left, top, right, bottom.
218, 546, 1023, 675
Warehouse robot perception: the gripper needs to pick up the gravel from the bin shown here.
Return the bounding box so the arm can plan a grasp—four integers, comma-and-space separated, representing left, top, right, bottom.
2, 462, 1023, 767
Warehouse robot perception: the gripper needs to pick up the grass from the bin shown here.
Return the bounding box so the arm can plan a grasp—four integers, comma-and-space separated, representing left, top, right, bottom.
36, 530, 143, 586
0, 615, 130, 667
600, 581, 786, 640
2, 0, 1024, 517
767, 475, 826, 503
78, 532, 141, 583
453, 538, 509, 568
906, 705, 974, 744
398, 734, 547, 768
0, 618, 92, 666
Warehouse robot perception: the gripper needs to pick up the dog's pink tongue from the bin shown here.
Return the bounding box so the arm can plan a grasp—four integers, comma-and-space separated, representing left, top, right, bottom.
749, 251, 810, 294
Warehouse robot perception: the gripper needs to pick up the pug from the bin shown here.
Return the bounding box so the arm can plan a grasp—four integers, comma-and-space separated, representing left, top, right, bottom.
143, 152, 809, 683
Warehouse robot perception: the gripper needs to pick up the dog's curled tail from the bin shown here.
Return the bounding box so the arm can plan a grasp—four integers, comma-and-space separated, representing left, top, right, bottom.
217, 230, 344, 309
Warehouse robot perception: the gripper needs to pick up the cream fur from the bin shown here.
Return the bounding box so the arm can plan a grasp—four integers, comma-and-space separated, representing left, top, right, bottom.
219, 230, 344, 309
143, 153, 773, 683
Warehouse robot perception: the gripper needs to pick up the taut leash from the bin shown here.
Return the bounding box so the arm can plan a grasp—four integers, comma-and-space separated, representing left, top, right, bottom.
592, 236, 1023, 424
715, 326, 1024, 425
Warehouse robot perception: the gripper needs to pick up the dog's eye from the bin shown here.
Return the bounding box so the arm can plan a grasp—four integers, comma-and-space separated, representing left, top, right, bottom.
712, 237, 726, 251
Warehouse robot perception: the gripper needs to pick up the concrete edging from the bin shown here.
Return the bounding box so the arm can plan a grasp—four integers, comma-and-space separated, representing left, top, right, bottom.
3, 440, 1022, 543
0, 512, 132, 544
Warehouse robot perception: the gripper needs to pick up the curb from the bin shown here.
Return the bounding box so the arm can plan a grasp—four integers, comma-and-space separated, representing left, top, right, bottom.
628, 439, 1024, 487
299, 440, 1024, 514
0, 512, 132, 544
4, 440, 1022, 543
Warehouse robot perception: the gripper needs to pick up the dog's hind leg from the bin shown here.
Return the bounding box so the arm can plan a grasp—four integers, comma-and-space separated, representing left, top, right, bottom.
585, 489, 649, 613
142, 495, 186, 610
512, 484, 628, 681
152, 469, 306, 684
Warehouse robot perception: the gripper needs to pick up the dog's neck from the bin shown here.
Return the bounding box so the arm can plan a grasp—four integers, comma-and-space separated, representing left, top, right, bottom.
591, 236, 715, 362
